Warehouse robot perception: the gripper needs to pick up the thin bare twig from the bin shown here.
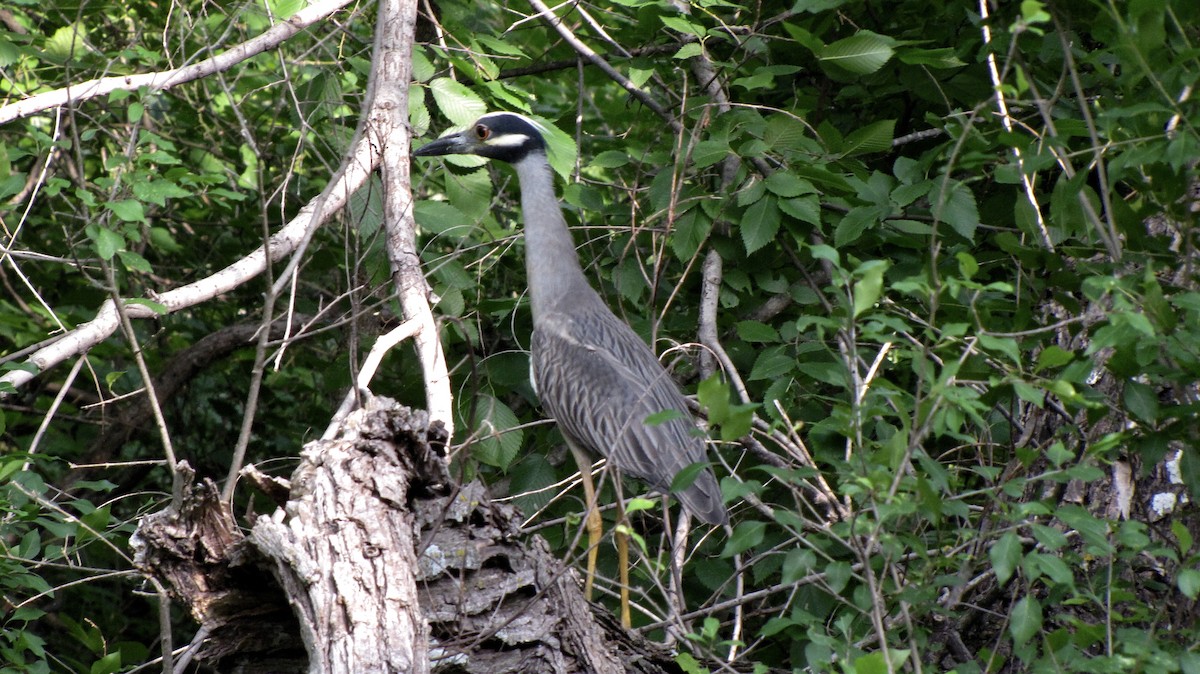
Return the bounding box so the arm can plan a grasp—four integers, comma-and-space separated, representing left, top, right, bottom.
524, 0, 682, 134
0, 0, 357, 125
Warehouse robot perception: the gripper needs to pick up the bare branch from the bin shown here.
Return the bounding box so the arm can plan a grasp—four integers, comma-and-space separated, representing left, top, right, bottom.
372, 0, 455, 440
525, 0, 682, 134
0, 0, 356, 126
0, 131, 379, 394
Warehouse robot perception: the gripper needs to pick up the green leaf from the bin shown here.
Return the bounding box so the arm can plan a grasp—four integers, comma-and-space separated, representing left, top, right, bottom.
532, 116, 578, 180
1123, 380, 1158, 424
834, 206, 880, 247
781, 548, 816, 583
897, 47, 966, 68
724, 520, 766, 555
741, 195, 780, 254
852, 652, 888, 674
749, 348, 794, 381
956, 251, 979, 279
673, 43, 704, 60
644, 409, 685, 426
692, 139, 730, 169
474, 34, 527, 58
1035, 345, 1074, 371
842, 119, 894, 156
124, 298, 168, 315
87, 226, 124, 260
1179, 569, 1200, 600
414, 200, 472, 239
736, 320, 780, 342
825, 561, 852, 593
1173, 519, 1194, 554
935, 181, 979, 241
429, 77, 487, 126
852, 651, 910, 674
990, 531, 1022, 585
819, 30, 895, 75
133, 179, 190, 207
1031, 553, 1074, 587
979, 333, 1020, 365
660, 15, 706, 38
674, 652, 708, 674
267, 0, 304, 19
411, 47, 435, 83
117, 250, 152, 273
764, 171, 815, 198
1009, 596, 1043, 645
625, 497, 656, 514
779, 195, 821, 225
852, 261, 886, 318
509, 454, 557, 513
670, 462, 710, 493
0, 37, 20, 68
472, 395, 522, 470
589, 150, 629, 169
44, 23, 89, 61
105, 199, 146, 223
697, 374, 729, 420
90, 651, 122, 674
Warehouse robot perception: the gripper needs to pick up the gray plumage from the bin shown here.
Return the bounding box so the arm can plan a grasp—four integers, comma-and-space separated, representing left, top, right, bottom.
414, 112, 727, 525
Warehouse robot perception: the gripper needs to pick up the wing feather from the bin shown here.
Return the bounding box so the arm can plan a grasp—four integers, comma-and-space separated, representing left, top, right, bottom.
532, 308, 726, 524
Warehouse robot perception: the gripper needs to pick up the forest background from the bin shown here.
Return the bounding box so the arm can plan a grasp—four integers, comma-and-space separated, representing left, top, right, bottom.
2, 0, 1200, 672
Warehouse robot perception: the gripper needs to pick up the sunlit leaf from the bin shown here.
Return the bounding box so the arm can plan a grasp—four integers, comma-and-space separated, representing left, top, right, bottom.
819, 30, 895, 75
429, 77, 487, 126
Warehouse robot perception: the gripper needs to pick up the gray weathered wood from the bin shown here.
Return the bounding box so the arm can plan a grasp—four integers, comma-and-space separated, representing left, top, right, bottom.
133, 399, 687, 673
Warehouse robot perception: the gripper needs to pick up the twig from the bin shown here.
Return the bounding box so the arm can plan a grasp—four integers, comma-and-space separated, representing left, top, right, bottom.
525, 0, 682, 134
150, 577, 174, 674
698, 250, 750, 404
0, 0, 357, 125
0, 125, 380, 395
497, 44, 678, 79
324, 318, 422, 439
977, 0, 1055, 251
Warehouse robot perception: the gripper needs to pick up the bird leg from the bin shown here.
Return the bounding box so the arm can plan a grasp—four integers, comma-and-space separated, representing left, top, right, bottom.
613, 494, 631, 628
569, 443, 602, 601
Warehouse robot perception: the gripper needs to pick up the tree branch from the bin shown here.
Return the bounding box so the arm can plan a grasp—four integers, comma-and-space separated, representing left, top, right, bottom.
0, 0, 357, 125
371, 0, 455, 440
525, 0, 682, 134
0, 128, 378, 394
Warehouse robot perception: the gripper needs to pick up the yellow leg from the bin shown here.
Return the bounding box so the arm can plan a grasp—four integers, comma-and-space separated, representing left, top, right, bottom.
570, 444, 602, 601
614, 497, 631, 628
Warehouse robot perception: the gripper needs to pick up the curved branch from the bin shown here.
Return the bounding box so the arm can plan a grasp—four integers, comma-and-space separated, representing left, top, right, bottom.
0, 131, 379, 394
0, 0, 356, 126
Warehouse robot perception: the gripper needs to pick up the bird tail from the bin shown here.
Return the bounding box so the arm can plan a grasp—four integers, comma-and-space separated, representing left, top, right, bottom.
676, 470, 728, 526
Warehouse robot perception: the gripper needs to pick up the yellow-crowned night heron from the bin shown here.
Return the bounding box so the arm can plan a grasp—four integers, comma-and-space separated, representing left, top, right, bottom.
414, 112, 727, 624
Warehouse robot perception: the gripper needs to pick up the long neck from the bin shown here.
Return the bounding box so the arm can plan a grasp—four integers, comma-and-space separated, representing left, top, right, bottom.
512, 153, 596, 318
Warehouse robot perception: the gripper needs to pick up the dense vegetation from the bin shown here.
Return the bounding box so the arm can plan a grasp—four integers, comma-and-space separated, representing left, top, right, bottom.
2, 0, 1199, 671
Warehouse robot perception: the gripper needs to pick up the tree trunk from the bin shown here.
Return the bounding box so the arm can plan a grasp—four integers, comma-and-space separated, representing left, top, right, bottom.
132, 398, 686, 673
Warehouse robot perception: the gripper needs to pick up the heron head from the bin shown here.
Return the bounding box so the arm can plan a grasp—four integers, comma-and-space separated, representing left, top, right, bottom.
413, 112, 547, 164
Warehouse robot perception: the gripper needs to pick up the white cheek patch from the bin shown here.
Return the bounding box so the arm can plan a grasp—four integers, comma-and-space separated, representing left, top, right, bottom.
485, 134, 529, 148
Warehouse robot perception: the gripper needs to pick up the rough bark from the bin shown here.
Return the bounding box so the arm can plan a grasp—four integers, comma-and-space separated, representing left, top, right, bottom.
132, 398, 688, 673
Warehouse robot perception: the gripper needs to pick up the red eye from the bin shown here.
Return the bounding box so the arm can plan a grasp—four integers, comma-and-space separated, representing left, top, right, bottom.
475, 124, 490, 140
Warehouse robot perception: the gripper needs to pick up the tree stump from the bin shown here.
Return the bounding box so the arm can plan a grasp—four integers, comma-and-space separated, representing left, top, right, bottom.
132, 398, 685, 673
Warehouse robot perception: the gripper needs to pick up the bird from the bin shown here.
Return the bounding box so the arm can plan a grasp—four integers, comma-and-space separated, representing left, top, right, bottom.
413, 112, 727, 625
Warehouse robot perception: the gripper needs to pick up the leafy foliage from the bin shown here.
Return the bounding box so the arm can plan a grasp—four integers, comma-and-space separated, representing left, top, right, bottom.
3, 0, 1200, 671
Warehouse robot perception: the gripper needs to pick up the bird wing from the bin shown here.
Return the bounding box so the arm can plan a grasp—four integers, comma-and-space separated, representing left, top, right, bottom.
531, 308, 726, 524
